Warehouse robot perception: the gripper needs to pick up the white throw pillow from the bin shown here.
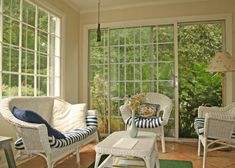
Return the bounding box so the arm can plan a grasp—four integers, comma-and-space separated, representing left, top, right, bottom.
52, 99, 87, 132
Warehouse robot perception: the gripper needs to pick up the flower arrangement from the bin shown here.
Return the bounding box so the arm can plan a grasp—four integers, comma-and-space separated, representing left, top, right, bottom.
127, 93, 146, 111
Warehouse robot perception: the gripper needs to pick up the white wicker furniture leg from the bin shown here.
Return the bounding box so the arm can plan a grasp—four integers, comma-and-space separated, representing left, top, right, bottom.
95, 131, 160, 168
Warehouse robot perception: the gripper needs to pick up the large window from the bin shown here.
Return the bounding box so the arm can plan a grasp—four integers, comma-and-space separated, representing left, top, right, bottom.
0, 0, 61, 98
89, 25, 175, 136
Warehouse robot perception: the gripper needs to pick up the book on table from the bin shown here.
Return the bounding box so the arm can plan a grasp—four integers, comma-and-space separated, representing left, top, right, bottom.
112, 138, 138, 149
112, 156, 146, 168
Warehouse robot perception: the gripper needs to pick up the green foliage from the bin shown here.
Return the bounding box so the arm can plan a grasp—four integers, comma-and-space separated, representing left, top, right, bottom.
2, 84, 45, 96
178, 23, 222, 138
90, 74, 109, 133
90, 74, 126, 134
22, 0, 36, 26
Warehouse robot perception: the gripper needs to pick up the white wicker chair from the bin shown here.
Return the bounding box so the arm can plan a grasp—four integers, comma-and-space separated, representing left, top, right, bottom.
0, 97, 99, 168
196, 103, 235, 168
120, 92, 173, 153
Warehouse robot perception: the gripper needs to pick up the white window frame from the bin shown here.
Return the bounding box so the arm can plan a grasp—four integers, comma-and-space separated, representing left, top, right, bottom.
0, 0, 62, 98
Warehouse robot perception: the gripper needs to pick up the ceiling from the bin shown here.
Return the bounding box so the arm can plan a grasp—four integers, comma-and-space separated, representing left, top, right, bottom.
61, 0, 208, 13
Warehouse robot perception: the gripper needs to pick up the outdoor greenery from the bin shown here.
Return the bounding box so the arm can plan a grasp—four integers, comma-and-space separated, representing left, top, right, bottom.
89, 22, 223, 138
90, 74, 109, 133
178, 23, 222, 138
0, 0, 60, 97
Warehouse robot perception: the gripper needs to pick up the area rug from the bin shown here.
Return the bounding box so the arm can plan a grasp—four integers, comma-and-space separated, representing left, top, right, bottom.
88, 155, 193, 168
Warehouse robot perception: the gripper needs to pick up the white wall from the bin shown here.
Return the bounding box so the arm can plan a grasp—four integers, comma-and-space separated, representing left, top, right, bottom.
79, 0, 235, 103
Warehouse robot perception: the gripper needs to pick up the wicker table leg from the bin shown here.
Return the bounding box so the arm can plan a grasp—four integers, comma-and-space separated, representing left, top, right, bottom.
2, 141, 16, 168
155, 150, 160, 168
94, 152, 102, 168
143, 156, 153, 168
143, 148, 158, 168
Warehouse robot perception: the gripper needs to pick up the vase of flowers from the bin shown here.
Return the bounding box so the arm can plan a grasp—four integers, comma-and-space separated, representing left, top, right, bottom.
128, 109, 138, 138
127, 93, 145, 138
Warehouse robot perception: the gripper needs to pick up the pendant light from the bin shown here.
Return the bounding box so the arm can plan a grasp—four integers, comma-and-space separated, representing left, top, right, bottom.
97, 0, 101, 42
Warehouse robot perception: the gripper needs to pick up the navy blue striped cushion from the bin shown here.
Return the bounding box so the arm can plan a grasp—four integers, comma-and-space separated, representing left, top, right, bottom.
86, 115, 98, 127
15, 126, 97, 150
194, 118, 205, 135
194, 118, 235, 138
126, 117, 163, 128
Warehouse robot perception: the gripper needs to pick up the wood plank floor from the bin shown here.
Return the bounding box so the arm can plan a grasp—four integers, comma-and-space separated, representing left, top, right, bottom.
16, 141, 235, 168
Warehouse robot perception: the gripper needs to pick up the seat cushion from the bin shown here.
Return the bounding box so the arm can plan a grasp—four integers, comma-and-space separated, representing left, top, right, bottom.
194, 118, 205, 135
12, 106, 65, 139
86, 115, 98, 127
15, 126, 97, 149
126, 116, 163, 128
194, 118, 235, 138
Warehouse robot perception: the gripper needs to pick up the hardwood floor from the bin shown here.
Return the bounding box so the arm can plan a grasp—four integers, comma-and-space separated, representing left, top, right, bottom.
16, 140, 235, 168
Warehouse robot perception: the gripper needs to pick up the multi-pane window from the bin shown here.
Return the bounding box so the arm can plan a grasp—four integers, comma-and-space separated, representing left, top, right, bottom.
0, 0, 61, 98
88, 25, 175, 136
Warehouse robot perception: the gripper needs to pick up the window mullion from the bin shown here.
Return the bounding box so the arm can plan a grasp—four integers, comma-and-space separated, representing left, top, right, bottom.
47, 14, 50, 96
133, 31, 136, 93
139, 27, 142, 92
18, 0, 23, 96
118, 33, 120, 98
34, 6, 38, 96
0, 0, 2, 99
156, 26, 159, 92
107, 29, 111, 134
124, 29, 126, 94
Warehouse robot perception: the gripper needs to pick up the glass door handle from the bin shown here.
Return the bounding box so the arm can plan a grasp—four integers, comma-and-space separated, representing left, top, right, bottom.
173, 74, 178, 89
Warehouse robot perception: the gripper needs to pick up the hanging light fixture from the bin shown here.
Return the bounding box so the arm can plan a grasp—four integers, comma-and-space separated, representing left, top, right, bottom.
97, 0, 101, 42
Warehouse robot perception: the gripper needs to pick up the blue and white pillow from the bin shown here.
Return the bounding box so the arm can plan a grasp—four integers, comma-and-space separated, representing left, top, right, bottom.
12, 106, 65, 139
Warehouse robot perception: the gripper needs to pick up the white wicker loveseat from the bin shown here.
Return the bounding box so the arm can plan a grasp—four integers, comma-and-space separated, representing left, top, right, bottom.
120, 92, 173, 153
194, 103, 235, 168
0, 96, 99, 168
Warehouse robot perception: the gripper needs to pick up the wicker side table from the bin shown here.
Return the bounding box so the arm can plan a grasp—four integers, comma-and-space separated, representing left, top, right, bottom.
0, 136, 16, 168
95, 131, 160, 168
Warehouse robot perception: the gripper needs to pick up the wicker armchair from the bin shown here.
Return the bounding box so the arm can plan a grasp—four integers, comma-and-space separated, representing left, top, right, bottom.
0, 97, 99, 168
195, 103, 235, 168
120, 92, 173, 153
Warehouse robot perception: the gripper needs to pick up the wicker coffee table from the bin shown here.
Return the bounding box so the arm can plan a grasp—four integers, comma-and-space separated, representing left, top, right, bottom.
94, 131, 160, 168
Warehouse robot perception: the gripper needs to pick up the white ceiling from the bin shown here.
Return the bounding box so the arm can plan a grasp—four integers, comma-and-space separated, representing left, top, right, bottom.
61, 0, 208, 13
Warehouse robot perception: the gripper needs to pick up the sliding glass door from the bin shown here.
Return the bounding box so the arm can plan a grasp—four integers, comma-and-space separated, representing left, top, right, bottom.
88, 20, 224, 138
178, 21, 224, 138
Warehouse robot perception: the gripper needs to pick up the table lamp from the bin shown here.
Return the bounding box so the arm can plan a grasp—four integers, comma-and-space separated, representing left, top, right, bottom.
207, 52, 235, 105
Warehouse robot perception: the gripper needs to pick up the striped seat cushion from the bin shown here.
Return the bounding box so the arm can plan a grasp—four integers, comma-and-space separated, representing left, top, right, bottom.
126, 117, 163, 128
194, 118, 235, 138
86, 115, 98, 127
15, 126, 97, 150
194, 118, 205, 135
